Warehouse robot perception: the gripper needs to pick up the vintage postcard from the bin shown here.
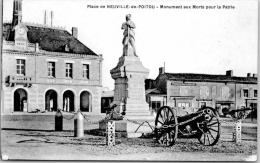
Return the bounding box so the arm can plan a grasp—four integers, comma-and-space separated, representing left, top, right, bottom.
1, 0, 258, 161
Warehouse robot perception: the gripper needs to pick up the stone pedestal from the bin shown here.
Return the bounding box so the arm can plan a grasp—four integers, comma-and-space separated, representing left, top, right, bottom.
110, 55, 150, 115
106, 55, 155, 137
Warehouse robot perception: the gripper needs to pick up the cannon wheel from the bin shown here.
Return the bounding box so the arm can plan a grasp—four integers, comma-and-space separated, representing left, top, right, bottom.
155, 106, 178, 146
197, 107, 221, 146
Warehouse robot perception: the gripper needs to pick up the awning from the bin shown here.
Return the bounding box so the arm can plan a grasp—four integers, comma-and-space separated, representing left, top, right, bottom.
196, 99, 212, 101
216, 101, 235, 104
245, 99, 257, 101
171, 96, 195, 100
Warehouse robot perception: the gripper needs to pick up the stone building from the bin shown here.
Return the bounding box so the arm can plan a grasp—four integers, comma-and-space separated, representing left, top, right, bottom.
1, 0, 103, 114
146, 67, 257, 116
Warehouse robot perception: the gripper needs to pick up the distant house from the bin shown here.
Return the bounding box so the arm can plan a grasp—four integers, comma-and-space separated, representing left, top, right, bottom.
101, 90, 114, 113
2, 0, 103, 114
145, 88, 166, 114
146, 67, 257, 116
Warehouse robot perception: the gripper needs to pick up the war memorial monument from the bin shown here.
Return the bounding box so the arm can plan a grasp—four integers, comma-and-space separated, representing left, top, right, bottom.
99, 14, 154, 137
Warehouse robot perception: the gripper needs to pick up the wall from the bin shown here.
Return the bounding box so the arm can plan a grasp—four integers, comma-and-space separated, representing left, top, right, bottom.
155, 74, 168, 94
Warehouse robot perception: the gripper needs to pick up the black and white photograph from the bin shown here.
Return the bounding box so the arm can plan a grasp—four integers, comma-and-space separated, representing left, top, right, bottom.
1, 0, 258, 161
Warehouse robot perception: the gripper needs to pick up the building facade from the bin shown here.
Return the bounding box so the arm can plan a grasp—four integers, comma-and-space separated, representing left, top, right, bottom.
1, 0, 103, 114
146, 67, 257, 116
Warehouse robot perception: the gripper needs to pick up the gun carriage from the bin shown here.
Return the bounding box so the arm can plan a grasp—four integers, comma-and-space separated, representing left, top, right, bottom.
154, 105, 254, 147
154, 106, 221, 146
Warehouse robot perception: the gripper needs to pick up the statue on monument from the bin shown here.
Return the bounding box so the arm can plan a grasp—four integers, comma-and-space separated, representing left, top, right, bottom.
121, 14, 138, 57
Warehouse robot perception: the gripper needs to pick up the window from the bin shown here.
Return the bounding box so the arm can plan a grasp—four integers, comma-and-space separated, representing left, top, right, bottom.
243, 89, 249, 97
15, 1, 18, 10
200, 102, 206, 108
48, 62, 55, 77
151, 101, 161, 111
16, 59, 25, 75
19, 1, 22, 10
65, 63, 73, 78
250, 103, 257, 110
212, 86, 217, 97
254, 90, 257, 97
82, 64, 89, 79
222, 86, 230, 99
178, 102, 190, 107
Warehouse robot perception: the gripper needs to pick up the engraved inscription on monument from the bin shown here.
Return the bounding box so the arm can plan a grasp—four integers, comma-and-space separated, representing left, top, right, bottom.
128, 86, 143, 101
127, 76, 145, 102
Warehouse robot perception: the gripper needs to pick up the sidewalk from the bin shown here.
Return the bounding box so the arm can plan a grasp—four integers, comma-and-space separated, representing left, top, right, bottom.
1, 111, 106, 116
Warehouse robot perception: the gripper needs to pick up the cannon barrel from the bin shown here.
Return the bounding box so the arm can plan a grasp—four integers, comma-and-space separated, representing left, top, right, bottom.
225, 108, 253, 116
228, 108, 253, 113
176, 110, 206, 123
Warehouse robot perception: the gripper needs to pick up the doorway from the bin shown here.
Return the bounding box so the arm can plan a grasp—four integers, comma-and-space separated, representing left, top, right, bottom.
45, 90, 58, 111
63, 90, 74, 112
80, 91, 91, 112
14, 88, 27, 112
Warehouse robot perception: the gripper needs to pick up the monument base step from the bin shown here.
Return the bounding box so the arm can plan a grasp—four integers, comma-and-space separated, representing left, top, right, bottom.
124, 115, 156, 121
125, 104, 150, 111
125, 111, 152, 116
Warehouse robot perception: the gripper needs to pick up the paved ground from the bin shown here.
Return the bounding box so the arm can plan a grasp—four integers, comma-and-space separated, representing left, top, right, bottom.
1, 113, 257, 161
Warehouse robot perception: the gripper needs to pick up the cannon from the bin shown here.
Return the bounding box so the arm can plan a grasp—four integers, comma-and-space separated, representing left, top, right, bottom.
154, 106, 221, 146
223, 107, 254, 119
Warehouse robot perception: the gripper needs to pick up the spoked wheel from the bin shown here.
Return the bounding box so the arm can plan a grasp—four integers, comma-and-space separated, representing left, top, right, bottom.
197, 107, 221, 146
155, 106, 178, 146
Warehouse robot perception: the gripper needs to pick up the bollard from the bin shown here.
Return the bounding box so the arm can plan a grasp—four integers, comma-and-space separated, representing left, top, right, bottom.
74, 110, 84, 138
232, 121, 242, 143
55, 109, 63, 131
106, 120, 115, 146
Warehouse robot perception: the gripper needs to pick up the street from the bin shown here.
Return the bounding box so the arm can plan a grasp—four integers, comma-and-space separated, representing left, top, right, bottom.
1, 113, 257, 161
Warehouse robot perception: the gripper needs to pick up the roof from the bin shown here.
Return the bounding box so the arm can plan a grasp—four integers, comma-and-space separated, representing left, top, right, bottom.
164, 73, 257, 84
3, 23, 97, 56
145, 88, 163, 95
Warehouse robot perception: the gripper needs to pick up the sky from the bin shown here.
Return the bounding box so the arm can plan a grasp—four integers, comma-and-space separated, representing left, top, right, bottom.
3, 0, 258, 90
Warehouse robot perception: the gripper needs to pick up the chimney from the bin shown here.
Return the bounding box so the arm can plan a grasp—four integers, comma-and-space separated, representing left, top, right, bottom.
50, 11, 53, 27
226, 70, 233, 77
72, 27, 78, 39
12, 0, 23, 27
35, 43, 39, 52
44, 10, 54, 27
159, 67, 165, 74
253, 74, 257, 78
44, 10, 46, 25
247, 73, 252, 77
